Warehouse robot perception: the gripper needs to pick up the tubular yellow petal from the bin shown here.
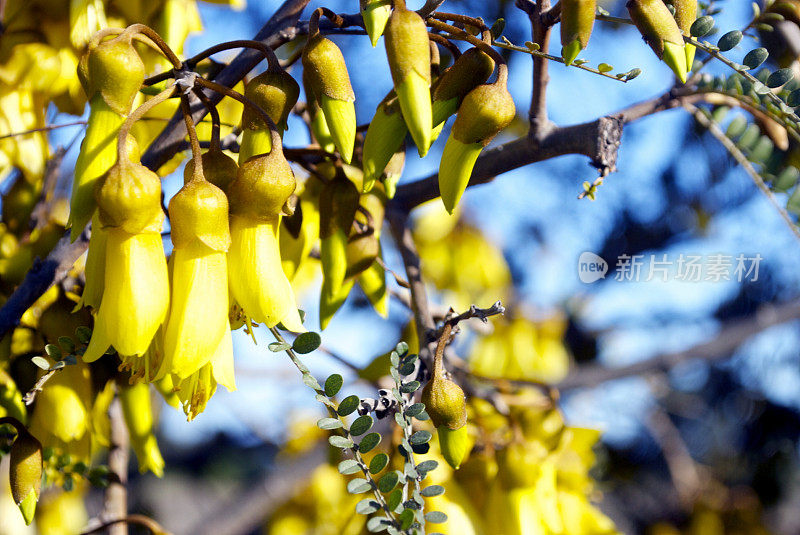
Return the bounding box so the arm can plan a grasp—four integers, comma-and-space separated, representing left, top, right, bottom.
662, 40, 688, 83
77, 213, 107, 310
357, 259, 388, 317
280, 197, 320, 281
362, 0, 392, 47
119, 382, 165, 477
68, 95, 125, 241
82, 315, 111, 364
685, 44, 696, 72
362, 103, 407, 192
16, 489, 37, 526
310, 105, 337, 154
561, 39, 583, 66
320, 229, 348, 299
432, 97, 458, 129
438, 135, 483, 214
175, 363, 217, 421
396, 71, 433, 157
228, 215, 304, 331
320, 277, 354, 330
238, 127, 272, 164
319, 95, 356, 164
211, 325, 236, 392
88, 229, 169, 358
164, 241, 228, 381
437, 425, 470, 469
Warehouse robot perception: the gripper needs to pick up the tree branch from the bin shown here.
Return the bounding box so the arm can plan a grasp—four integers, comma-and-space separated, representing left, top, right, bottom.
557, 299, 800, 391
518, 0, 554, 139
140, 0, 310, 172
103, 398, 130, 535
0, 229, 89, 338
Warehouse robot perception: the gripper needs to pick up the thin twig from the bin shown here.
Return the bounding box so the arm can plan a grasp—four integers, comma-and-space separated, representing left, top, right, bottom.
0, 121, 86, 140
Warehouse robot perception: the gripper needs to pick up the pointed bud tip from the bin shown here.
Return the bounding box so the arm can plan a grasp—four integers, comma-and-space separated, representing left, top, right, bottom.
17, 489, 37, 525
562, 39, 583, 66
662, 41, 688, 83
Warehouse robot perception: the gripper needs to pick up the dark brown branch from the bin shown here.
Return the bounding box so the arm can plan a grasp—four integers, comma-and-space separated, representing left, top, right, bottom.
140, 0, 310, 172
0, 229, 89, 338
519, 0, 554, 139
557, 299, 800, 391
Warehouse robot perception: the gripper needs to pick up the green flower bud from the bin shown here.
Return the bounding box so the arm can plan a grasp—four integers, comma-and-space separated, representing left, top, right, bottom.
560, 0, 596, 65
227, 135, 296, 220
673, 0, 698, 68
361, 0, 392, 47
432, 47, 495, 127
95, 159, 163, 234
302, 35, 356, 162
81, 33, 146, 115
382, 148, 405, 199
302, 70, 336, 154
345, 233, 379, 279
627, 0, 688, 83
362, 92, 407, 192
385, 3, 433, 156
168, 179, 230, 251
421, 374, 468, 430
184, 148, 239, 193
10, 427, 42, 525
438, 136, 482, 215
242, 70, 300, 132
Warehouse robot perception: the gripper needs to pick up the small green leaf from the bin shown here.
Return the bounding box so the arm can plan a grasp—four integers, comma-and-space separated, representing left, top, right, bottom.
369, 453, 389, 474
417, 460, 438, 476
324, 374, 343, 397
75, 326, 92, 344
377, 471, 399, 493
405, 403, 425, 418
788, 89, 800, 107
690, 16, 714, 37
349, 415, 374, 436
356, 499, 381, 515
597, 63, 613, 73
347, 478, 373, 494
31, 356, 50, 370
317, 417, 343, 430
268, 341, 291, 352
44, 344, 62, 360
302, 373, 321, 390
725, 115, 748, 139
773, 166, 800, 192
395, 342, 409, 356
410, 430, 432, 445
400, 381, 420, 394
398, 508, 415, 530
329, 435, 354, 449
421, 485, 445, 497
767, 68, 793, 88
292, 332, 321, 354
338, 459, 361, 474
490, 18, 505, 39
743, 48, 769, 70
338, 395, 360, 416
398, 361, 416, 376
57, 336, 76, 354
359, 432, 381, 453
717, 30, 742, 52
366, 516, 392, 532
386, 488, 403, 511
426, 511, 448, 523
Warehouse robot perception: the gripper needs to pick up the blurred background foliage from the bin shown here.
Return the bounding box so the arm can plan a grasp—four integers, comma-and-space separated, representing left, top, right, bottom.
3, 0, 800, 533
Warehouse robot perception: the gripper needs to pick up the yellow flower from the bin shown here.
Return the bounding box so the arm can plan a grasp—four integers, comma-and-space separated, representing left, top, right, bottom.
119, 382, 165, 477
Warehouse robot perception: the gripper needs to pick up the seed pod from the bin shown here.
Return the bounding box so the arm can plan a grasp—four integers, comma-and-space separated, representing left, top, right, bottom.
9, 427, 42, 525
439, 74, 516, 213
95, 159, 163, 235
560, 0, 596, 65
672, 0, 698, 68
302, 35, 356, 163
227, 134, 297, 221
362, 92, 407, 192
361, 0, 392, 47
385, 1, 433, 156
184, 148, 239, 193
432, 47, 495, 127
627, 0, 688, 83
81, 31, 145, 114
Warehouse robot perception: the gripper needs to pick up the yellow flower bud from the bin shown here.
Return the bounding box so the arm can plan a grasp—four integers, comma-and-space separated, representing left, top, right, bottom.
239, 70, 300, 161
95, 158, 163, 235
119, 382, 165, 477
357, 252, 388, 318
673, 0, 698, 68
227, 145, 296, 221
361, 0, 392, 47
168, 179, 230, 251
10, 427, 42, 525
302, 70, 336, 154
432, 47, 495, 126
627, 0, 688, 83
184, 148, 238, 193
362, 93, 407, 193
560, 0, 596, 65
385, 3, 433, 156
436, 425, 469, 470
302, 35, 356, 162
